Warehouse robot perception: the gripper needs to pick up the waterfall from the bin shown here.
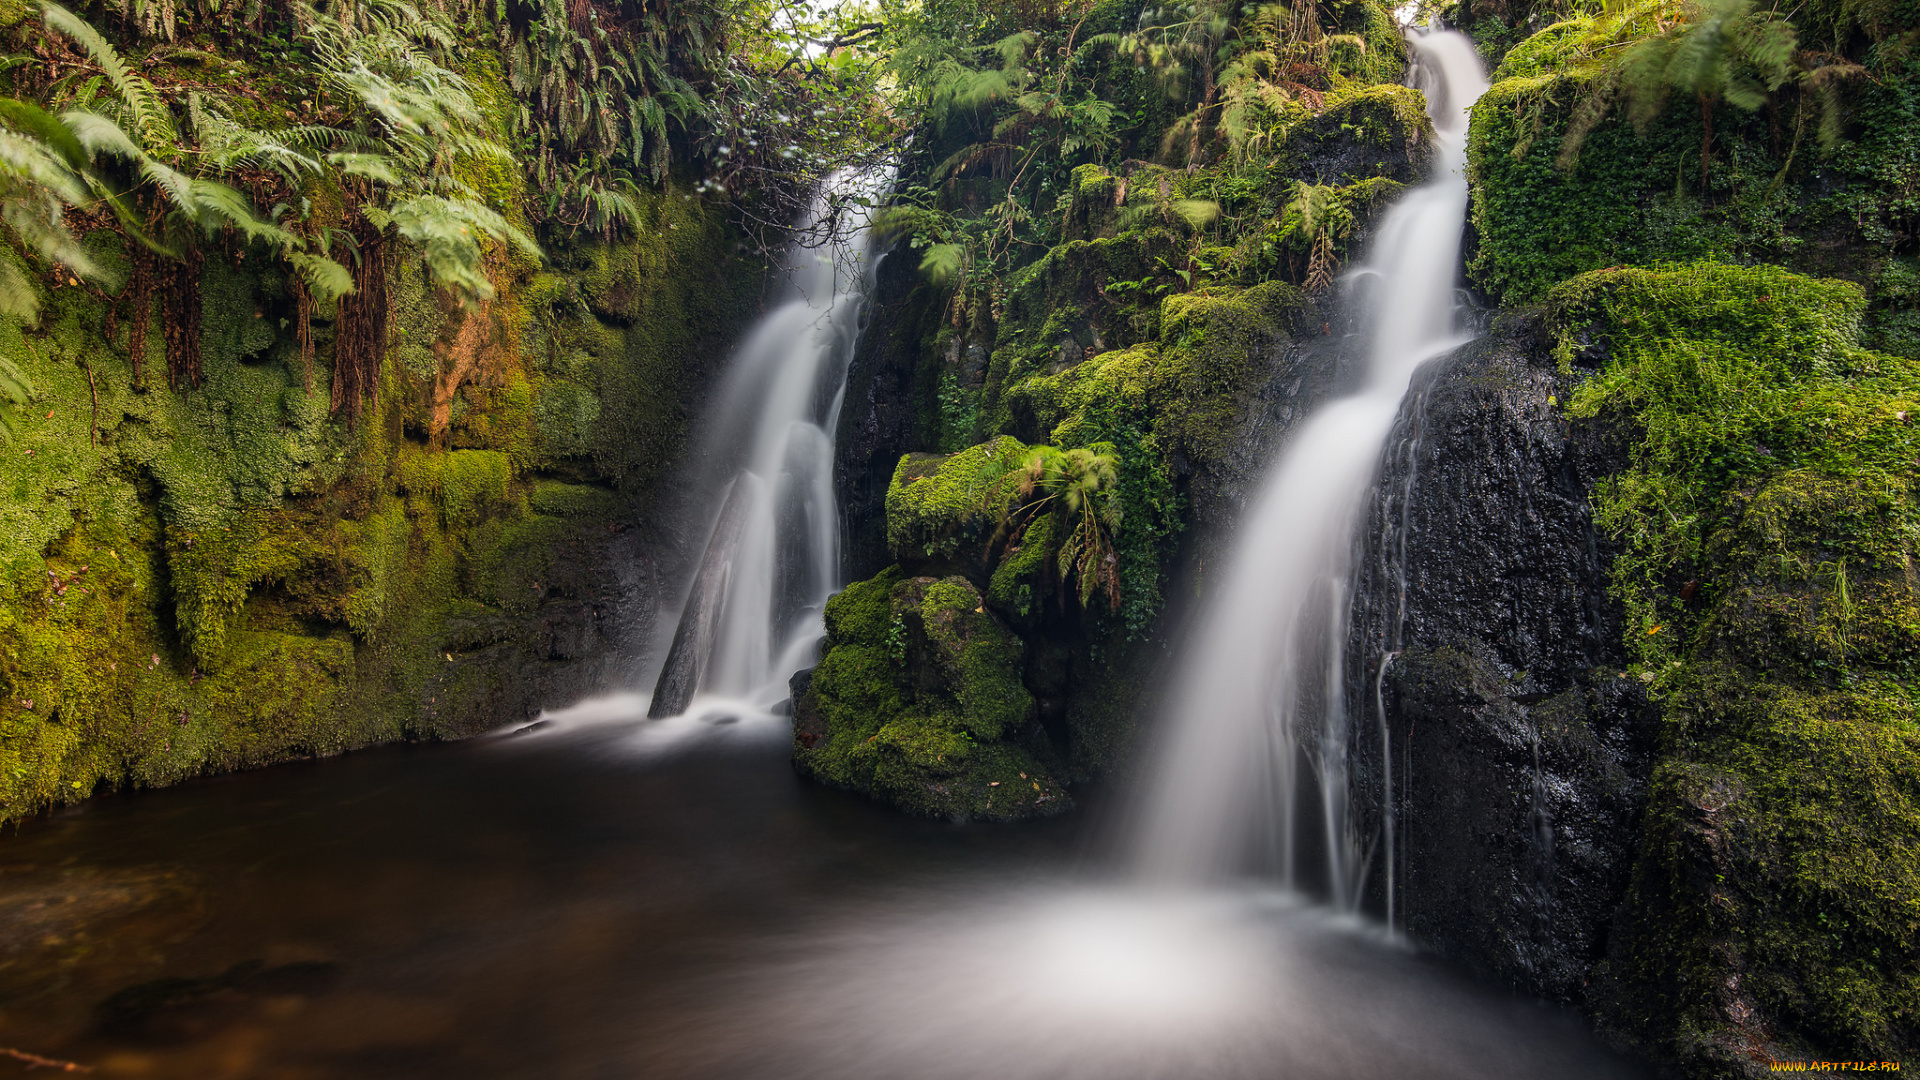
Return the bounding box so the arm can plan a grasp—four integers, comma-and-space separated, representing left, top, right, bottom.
1131, 32, 1489, 905
648, 171, 890, 719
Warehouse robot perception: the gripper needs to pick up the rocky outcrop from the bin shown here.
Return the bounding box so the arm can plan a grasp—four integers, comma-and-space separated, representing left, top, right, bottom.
1346, 311, 1657, 1001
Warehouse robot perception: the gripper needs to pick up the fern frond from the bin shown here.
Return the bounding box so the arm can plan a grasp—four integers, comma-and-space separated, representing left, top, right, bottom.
383, 194, 540, 300
286, 250, 355, 303
41, 2, 177, 155
187, 179, 299, 245
0, 354, 31, 441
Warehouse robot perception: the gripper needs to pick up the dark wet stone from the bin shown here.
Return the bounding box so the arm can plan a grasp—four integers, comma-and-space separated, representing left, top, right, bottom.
651, 479, 758, 718
1346, 311, 1657, 1003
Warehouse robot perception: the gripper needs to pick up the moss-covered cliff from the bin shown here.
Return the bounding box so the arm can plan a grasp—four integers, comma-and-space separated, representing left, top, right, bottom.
0, 192, 761, 823
0, 0, 820, 823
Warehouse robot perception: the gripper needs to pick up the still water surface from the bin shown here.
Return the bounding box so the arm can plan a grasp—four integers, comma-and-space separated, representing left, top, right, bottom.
0, 702, 1647, 1079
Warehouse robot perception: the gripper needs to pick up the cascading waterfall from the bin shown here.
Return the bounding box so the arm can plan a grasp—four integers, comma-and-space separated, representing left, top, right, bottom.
648, 170, 890, 719
1132, 32, 1489, 906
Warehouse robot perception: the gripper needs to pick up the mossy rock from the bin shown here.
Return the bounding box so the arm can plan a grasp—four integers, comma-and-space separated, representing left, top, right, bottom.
1290, 82, 1434, 183
1490, 17, 1595, 81
793, 569, 1067, 820
0, 169, 759, 824
1154, 281, 1307, 467
1560, 262, 1920, 1073
885, 435, 1029, 571
1592, 673, 1920, 1073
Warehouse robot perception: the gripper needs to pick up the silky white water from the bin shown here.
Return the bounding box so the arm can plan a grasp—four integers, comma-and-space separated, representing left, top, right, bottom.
1132, 32, 1489, 902
647, 171, 889, 718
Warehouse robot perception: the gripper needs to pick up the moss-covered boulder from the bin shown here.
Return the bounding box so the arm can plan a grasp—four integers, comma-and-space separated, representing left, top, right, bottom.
793, 568, 1067, 820
885, 435, 1029, 575
1548, 263, 1920, 1074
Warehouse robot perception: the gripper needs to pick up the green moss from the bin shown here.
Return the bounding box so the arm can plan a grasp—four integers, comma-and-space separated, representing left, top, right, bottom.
1319, 82, 1431, 157
795, 569, 1065, 820
919, 577, 1031, 740
1467, 72, 1684, 303
1155, 281, 1305, 465
1490, 18, 1596, 81
553, 201, 765, 494
439, 449, 513, 529
823, 564, 906, 643
1559, 263, 1916, 651
1562, 262, 1920, 1069
987, 511, 1054, 621
1324, 0, 1410, 85
527, 480, 619, 520
1467, 59, 1920, 305
885, 435, 1030, 565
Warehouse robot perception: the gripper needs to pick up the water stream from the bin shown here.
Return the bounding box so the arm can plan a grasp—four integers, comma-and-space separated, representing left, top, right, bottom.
647, 172, 889, 720
1130, 31, 1489, 904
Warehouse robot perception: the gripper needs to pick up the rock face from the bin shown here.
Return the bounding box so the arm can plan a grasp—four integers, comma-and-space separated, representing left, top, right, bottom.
0, 196, 761, 825
1345, 312, 1658, 1001
836, 250, 935, 583
648, 477, 758, 718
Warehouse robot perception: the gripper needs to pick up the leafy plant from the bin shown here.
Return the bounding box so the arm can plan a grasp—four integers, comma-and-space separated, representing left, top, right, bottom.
1543, 0, 1866, 183
0, 356, 32, 442
999, 443, 1125, 611
0, 98, 105, 320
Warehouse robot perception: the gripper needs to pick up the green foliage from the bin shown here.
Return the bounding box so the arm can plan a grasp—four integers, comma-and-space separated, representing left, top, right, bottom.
0, 354, 27, 439
300, 1, 541, 300
0, 100, 107, 319
1559, 261, 1919, 1069
1559, 264, 1918, 649
1002, 442, 1123, 610
1463, 56, 1918, 303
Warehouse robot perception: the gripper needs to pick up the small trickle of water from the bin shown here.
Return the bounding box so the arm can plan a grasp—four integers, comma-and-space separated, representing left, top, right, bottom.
1131, 32, 1489, 905
648, 171, 891, 719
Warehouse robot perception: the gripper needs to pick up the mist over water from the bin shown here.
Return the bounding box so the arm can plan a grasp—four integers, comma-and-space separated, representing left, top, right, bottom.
0, 719, 1646, 1080
1130, 31, 1490, 903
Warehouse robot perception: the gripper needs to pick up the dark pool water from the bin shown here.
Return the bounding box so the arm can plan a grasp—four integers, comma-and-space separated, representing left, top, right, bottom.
0, 699, 1649, 1080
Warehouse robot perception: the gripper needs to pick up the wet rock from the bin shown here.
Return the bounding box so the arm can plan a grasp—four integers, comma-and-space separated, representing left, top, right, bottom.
835, 249, 934, 582
1346, 311, 1657, 1002
650, 478, 759, 719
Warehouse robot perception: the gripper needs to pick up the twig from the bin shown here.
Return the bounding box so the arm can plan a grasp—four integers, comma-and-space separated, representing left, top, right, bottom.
82, 358, 98, 446
0, 1047, 93, 1072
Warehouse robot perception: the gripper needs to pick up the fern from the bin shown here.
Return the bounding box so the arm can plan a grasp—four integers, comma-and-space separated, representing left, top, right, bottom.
0, 122, 101, 319
370, 195, 538, 300
41, 2, 176, 155
1000, 444, 1125, 612
0, 355, 31, 442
